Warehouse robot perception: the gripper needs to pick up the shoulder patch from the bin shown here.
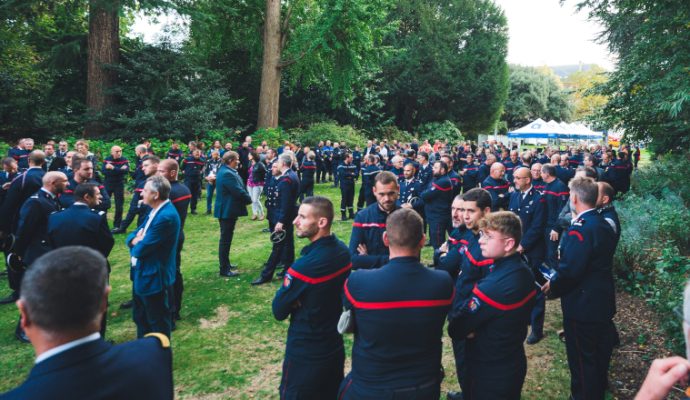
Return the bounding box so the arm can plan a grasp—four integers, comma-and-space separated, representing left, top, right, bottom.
144, 332, 170, 348
468, 296, 481, 313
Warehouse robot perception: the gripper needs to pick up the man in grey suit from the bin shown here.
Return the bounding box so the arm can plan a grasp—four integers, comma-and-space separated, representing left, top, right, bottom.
214, 151, 252, 277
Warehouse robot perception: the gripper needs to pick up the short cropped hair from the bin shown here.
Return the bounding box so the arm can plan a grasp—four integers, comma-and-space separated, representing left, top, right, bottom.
386, 208, 423, 248
302, 196, 334, 227
541, 163, 557, 177
21, 247, 108, 332
598, 181, 615, 201
576, 165, 598, 180
146, 175, 171, 200
462, 188, 492, 210
75, 183, 99, 200
278, 153, 293, 168
307, 151, 315, 161
418, 151, 429, 161
29, 150, 46, 166
479, 211, 522, 250
375, 171, 399, 187
223, 150, 239, 164
144, 155, 160, 165
72, 157, 91, 170
569, 176, 598, 207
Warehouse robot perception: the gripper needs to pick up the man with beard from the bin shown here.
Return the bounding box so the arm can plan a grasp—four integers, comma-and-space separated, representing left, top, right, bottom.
59, 158, 111, 212
421, 160, 453, 250
272, 196, 352, 399
348, 171, 400, 270
435, 195, 469, 280
398, 163, 424, 217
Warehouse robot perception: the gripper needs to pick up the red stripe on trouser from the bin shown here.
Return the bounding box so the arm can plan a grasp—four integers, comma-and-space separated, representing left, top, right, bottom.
339, 377, 353, 400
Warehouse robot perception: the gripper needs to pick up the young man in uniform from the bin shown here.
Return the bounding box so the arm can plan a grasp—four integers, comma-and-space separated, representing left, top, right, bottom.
339, 208, 454, 399
337, 153, 357, 220
102, 146, 129, 228
421, 160, 454, 250
272, 196, 352, 399
182, 149, 205, 215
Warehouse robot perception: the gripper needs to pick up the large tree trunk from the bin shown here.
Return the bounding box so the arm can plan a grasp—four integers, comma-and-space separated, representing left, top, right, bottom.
85, 0, 120, 137
257, 0, 282, 129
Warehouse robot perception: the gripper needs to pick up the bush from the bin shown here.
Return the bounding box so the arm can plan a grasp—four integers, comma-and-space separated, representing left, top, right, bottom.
373, 125, 414, 144
253, 127, 289, 149
415, 120, 464, 144
615, 155, 690, 353
289, 122, 368, 148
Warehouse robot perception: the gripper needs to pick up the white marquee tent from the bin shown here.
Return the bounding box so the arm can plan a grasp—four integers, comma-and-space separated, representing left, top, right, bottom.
508, 119, 603, 141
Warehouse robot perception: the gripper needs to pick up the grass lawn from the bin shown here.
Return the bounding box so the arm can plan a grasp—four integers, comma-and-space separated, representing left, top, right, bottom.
0, 182, 573, 399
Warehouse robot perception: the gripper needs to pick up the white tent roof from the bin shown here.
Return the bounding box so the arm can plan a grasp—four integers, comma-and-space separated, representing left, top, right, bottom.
508, 119, 603, 140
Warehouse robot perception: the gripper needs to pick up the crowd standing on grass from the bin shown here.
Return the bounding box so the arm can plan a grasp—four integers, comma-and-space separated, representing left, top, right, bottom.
2, 135, 683, 400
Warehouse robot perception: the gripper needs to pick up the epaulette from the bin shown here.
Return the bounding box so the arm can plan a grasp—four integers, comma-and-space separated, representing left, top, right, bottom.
145, 332, 171, 348
572, 218, 585, 227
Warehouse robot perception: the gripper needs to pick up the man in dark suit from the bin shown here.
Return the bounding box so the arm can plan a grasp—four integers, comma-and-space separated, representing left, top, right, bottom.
47, 183, 114, 258
127, 176, 181, 339
253, 153, 300, 285
214, 151, 252, 278
2, 246, 173, 400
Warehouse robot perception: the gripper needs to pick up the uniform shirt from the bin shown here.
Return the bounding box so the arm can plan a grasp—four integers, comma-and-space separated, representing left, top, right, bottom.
542, 179, 569, 234
502, 159, 521, 183
47, 202, 114, 258
0, 168, 45, 234
204, 157, 222, 178
348, 202, 399, 269
272, 234, 351, 360
598, 204, 620, 245
453, 231, 494, 307
182, 156, 205, 180
343, 256, 454, 389
532, 178, 546, 192
300, 160, 316, 182
555, 165, 575, 186
8, 147, 30, 171
448, 253, 536, 370
59, 178, 111, 212
435, 226, 471, 280
167, 148, 184, 163
397, 177, 424, 213
170, 181, 192, 230
448, 170, 461, 196
550, 209, 617, 322
337, 163, 357, 186
462, 163, 480, 192
421, 175, 453, 222
417, 163, 433, 188
361, 164, 381, 193
482, 176, 510, 211
102, 156, 130, 186
275, 170, 300, 225
508, 187, 546, 256
14, 189, 61, 266
477, 162, 491, 184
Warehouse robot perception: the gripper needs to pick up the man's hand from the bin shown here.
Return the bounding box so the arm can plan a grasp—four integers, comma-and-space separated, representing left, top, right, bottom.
105, 163, 114, 170
517, 244, 524, 253
357, 243, 368, 255
439, 242, 449, 254
274, 222, 284, 232
635, 357, 690, 400
549, 230, 559, 241
401, 203, 412, 209
120, 165, 128, 170
131, 229, 145, 246
541, 280, 551, 295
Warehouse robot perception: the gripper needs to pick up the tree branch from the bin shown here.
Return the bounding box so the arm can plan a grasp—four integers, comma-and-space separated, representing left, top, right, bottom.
280, 0, 295, 51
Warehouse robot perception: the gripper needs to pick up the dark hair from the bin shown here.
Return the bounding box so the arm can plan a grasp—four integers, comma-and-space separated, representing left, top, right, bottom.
2, 157, 15, 167
598, 181, 615, 202
75, 183, 99, 201
302, 196, 334, 227
375, 171, 399, 187
418, 151, 429, 161
249, 150, 259, 162
462, 188, 492, 210
541, 163, 557, 177
434, 160, 449, 174
223, 150, 239, 164
21, 247, 108, 331
576, 166, 598, 180
386, 208, 423, 248
72, 156, 90, 170
144, 155, 161, 164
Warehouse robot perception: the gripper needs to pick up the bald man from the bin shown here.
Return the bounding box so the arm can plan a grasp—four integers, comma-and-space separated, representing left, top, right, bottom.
482, 163, 509, 211
102, 146, 130, 228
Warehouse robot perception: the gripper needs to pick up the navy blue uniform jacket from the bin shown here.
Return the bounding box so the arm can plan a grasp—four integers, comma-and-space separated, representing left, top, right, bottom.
102, 156, 129, 186
397, 177, 425, 215
272, 234, 352, 360
1, 336, 173, 400
435, 227, 471, 280
453, 231, 494, 308
275, 170, 300, 225
462, 164, 480, 192
0, 167, 45, 233
214, 165, 252, 220
348, 202, 399, 269
550, 210, 617, 322
14, 189, 61, 265
421, 175, 453, 222
47, 204, 114, 258
343, 256, 454, 388
127, 201, 180, 296
481, 176, 510, 211
508, 187, 546, 258
59, 178, 111, 212
543, 179, 569, 234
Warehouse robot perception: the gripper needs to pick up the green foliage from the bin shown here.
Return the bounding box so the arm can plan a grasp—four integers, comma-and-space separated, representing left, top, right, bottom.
614, 154, 690, 353
628, 153, 690, 206
502, 65, 574, 129
575, 0, 690, 155
373, 125, 414, 144
380, 0, 509, 133
415, 121, 464, 144
289, 122, 367, 148
253, 127, 288, 149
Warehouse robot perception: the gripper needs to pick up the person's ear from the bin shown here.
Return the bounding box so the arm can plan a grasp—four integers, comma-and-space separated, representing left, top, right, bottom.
418, 234, 426, 250
101, 286, 111, 315
17, 299, 30, 331
382, 231, 390, 247
505, 238, 516, 253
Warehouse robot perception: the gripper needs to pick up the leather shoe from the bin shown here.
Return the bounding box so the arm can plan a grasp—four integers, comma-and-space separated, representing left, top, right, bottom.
229, 264, 238, 270
251, 276, 271, 286
261, 228, 270, 233
0, 292, 19, 305
111, 227, 126, 234
447, 391, 464, 400
220, 270, 240, 278
276, 270, 287, 278
119, 299, 134, 309
526, 332, 543, 345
